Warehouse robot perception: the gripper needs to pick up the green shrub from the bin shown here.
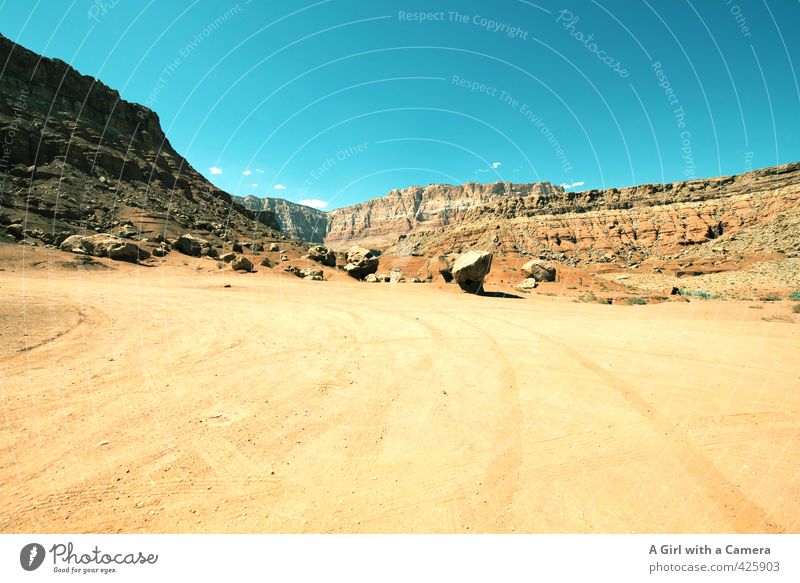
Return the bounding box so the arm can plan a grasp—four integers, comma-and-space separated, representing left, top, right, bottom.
789, 290, 800, 301
622, 297, 647, 305
676, 288, 720, 300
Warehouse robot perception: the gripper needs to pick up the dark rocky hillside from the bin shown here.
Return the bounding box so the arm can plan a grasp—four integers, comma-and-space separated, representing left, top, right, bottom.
0, 33, 281, 253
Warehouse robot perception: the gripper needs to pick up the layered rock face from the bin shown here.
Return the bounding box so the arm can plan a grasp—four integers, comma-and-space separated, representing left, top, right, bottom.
235, 196, 327, 243
359, 163, 800, 264
324, 182, 563, 244
0, 33, 280, 244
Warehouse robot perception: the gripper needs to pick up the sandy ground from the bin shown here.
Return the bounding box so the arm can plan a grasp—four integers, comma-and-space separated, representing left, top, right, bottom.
1, 246, 799, 534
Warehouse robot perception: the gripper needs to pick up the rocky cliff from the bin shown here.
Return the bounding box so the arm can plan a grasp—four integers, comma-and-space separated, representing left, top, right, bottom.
234, 195, 327, 243
324, 181, 563, 245
326, 164, 800, 265
0, 33, 280, 247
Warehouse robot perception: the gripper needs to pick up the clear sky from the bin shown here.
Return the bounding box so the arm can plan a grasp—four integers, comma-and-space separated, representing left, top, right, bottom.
1, 0, 798, 210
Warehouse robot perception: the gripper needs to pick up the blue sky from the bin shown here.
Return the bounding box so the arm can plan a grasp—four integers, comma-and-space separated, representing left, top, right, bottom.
1, 0, 798, 210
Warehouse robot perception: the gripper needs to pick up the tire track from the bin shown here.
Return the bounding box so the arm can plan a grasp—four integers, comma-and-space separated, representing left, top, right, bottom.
445, 311, 523, 532
503, 317, 782, 534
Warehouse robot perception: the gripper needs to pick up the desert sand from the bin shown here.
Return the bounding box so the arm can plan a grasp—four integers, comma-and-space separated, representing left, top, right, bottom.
1, 246, 799, 534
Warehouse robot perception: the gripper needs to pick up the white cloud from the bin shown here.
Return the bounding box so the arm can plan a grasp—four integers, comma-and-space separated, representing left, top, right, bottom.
299, 199, 328, 209
273, 184, 286, 190
491, 161, 502, 169
209, 166, 223, 175
256, 168, 264, 173
242, 170, 252, 176
560, 181, 585, 189
476, 168, 489, 174
251, 183, 258, 187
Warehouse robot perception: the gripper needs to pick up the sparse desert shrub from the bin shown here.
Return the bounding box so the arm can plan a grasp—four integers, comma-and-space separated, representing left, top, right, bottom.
793, 303, 800, 314
622, 297, 647, 305
577, 292, 612, 305
759, 293, 782, 302
676, 288, 719, 300
789, 290, 800, 301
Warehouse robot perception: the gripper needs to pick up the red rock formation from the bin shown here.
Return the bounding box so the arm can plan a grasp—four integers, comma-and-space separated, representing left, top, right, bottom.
325, 181, 562, 243
325, 162, 800, 264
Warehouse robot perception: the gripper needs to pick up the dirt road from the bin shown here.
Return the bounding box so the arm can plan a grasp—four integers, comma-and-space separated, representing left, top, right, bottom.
1, 258, 798, 533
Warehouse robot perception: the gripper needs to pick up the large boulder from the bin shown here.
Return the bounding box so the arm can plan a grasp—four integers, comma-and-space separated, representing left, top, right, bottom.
521, 259, 556, 282
174, 234, 213, 257
60, 234, 150, 263
452, 251, 493, 294
231, 255, 254, 272
307, 245, 337, 267
344, 246, 379, 280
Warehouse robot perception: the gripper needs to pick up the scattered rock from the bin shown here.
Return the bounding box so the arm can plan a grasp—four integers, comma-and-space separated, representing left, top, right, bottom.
60, 234, 150, 263
390, 269, 403, 284
285, 266, 323, 280
521, 259, 556, 282
517, 278, 537, 290
307, 245, 337, 267
152, 246, 169, 257
259, 257, 273, 268
116, 224, 138, 239
269, 243, 280, 252
219, 252, 236, 263
452, 251, 493, 294
231, 255, 254, 272
174, 234, 213, 257
280, 254, 289, 261
4, 223, 24, 240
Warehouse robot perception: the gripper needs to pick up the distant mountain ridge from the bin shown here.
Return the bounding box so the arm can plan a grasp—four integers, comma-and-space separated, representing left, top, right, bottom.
233, 195, 328, 243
